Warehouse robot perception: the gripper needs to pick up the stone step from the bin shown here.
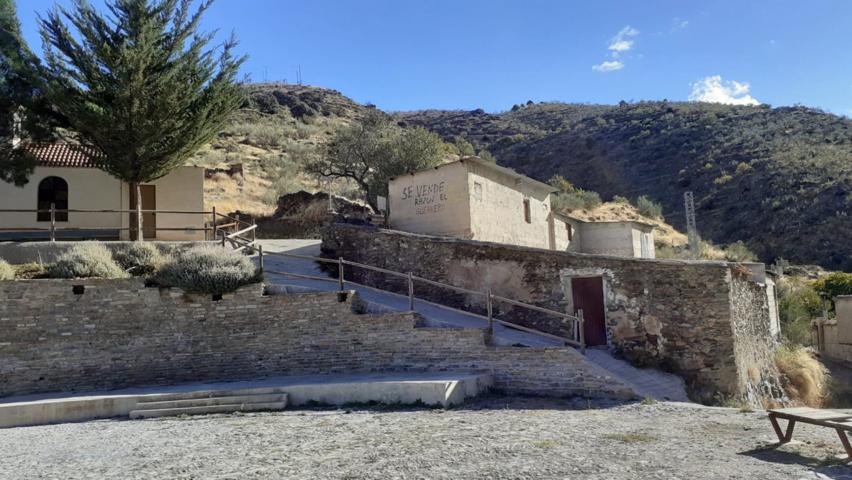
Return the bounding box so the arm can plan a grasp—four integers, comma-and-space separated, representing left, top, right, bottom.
134, 386, 288, 403
134, 393, 287, 411
129, 401, 287, 419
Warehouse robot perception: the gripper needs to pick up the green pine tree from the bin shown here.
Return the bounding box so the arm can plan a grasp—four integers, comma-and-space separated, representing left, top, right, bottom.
38, 0, 246, 240
0, 0, 61, 186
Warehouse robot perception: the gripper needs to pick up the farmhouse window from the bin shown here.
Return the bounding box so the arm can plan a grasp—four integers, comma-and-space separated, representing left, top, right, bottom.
37, 176, 69, 222
523, 198, 531, 223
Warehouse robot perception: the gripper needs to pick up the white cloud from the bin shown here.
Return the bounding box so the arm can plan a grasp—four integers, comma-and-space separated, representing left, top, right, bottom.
608, 26, 639, 56
689, 75, 760, 105
593, 26, 638, 73
592, 60, 624, 72
672, 18, 689, 31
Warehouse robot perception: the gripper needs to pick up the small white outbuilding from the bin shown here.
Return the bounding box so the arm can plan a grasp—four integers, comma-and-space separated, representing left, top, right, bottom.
0, 144, 206, 241
387, 156, 656, 258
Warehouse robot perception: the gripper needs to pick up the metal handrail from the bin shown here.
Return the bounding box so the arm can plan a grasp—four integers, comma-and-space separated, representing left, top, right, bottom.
260, 249, 585, 352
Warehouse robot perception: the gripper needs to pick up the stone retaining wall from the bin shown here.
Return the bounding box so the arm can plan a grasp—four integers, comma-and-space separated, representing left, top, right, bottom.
0, 278, 631, 399
321, 224, 781, 403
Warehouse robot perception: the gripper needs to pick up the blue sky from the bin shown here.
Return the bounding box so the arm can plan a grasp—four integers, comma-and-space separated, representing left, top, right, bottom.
16, 0, 852, 114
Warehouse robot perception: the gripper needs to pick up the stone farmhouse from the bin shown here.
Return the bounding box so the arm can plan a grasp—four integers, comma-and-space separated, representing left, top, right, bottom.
388, 156, 655, 259
0, 144, 205, 241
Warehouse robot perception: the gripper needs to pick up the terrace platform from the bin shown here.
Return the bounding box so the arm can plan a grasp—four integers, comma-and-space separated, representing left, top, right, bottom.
0, 372, 493, 428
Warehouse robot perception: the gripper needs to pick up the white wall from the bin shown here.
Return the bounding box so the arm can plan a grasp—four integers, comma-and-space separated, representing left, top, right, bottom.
119, 166, 206, 241
837, 297, 852, 345
550, 216, 579, 251
0, 167, 123, 233
388, 162, 472, 238
818, 298, 852, 363
577, 222, 638, 257
1, 166, 205, 241
466, 162, 552, 249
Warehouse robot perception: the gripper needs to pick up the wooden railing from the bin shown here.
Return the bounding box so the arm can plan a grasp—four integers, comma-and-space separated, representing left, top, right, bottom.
260, 250, 586, 352
0, 205, 256, 242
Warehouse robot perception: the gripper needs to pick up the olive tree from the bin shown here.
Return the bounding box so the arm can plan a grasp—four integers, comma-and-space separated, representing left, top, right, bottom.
305, 110, 446, 210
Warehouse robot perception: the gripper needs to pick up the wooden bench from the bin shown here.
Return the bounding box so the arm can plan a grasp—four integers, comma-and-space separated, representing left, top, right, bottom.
768, 407, 852, 458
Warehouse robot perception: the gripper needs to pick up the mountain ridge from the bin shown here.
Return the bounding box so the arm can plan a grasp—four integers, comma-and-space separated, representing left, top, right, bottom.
207, 84, 852, 270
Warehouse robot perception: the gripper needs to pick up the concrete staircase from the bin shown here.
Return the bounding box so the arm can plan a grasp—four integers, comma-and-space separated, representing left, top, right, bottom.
129, 387, 288, 419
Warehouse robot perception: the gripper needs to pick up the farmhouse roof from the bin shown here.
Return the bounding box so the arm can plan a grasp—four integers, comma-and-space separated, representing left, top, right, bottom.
390, 156, 557, 194
23, 143, 104, 168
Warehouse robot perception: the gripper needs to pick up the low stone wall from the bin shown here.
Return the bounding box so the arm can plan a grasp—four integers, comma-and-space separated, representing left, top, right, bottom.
729, 275, 785, 404
321, 224, 781, 403
0, 278, 631, 399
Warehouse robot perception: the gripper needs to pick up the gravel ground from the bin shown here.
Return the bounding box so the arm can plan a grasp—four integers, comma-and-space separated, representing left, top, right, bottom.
2, 396, 852, 480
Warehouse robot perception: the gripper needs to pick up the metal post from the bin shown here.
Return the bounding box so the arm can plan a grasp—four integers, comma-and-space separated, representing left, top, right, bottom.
578, 309, 586, 354
408, 272, 415, 311
211, 206, 217, 241
338, 257, 345, 291
258, 245, 264, 273
221, 234, 226, 248
486, 288, 493, 336
49, 203, 56, 242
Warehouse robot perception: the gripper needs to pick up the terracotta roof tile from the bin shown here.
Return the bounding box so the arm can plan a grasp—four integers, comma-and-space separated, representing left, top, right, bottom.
23, 144, 104, 168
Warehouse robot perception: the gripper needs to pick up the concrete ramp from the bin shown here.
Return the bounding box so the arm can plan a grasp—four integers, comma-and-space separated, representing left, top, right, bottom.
0, 372, 492, 429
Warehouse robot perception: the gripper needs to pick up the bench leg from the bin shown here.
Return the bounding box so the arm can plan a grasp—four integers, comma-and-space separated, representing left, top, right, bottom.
769, 415, 796, 443
836, 429, 852, 459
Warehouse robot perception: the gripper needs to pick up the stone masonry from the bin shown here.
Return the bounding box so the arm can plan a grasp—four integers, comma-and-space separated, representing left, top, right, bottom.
0, 278, 632, 400
321, 223, 782, 404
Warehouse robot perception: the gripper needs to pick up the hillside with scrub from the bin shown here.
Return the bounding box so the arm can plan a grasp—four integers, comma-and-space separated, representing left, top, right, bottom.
397, 101, 852, 271
199, 83, 852, 271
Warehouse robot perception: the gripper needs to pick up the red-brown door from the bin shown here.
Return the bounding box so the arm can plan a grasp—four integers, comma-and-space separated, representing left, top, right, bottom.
571, 276, 607, 346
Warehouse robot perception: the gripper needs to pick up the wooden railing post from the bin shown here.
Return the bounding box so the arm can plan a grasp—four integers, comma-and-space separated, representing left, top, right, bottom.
338, 258, 345, 291
258, 244, 264, 273
408, 272, 415, 311
211, 206, 217, 241
49, 203, 56, 242
486, 287, 493, 336
578, 309, 586, 354
250, 215, 256, 242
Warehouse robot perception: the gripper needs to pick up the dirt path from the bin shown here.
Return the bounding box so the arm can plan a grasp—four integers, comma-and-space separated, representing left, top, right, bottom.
2, 397, 851, 479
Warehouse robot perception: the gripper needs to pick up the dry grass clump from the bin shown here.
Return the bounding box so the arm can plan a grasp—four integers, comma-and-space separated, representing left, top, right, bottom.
300, 199, 331, 222
0, 259, 14, 280
775, 344, 830, 407
46, 243, 129, 279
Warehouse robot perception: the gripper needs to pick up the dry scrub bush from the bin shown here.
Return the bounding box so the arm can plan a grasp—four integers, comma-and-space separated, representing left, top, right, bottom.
0, 259, 14, 280
153, 245, 259, 294
113, 242, 163, 275
775, 344, 829, 407
46, 243, 128, 279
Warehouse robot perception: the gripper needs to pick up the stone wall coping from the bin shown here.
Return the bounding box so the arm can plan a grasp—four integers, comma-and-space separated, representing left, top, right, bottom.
329, 223, 733, 269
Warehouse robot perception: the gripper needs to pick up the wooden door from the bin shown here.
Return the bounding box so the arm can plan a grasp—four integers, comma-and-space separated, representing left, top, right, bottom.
130, 185, 157, 240
571, 276, 607, 346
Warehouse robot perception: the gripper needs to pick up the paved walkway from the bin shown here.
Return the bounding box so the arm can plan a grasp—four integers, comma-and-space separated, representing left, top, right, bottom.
255, 239, 690, 402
